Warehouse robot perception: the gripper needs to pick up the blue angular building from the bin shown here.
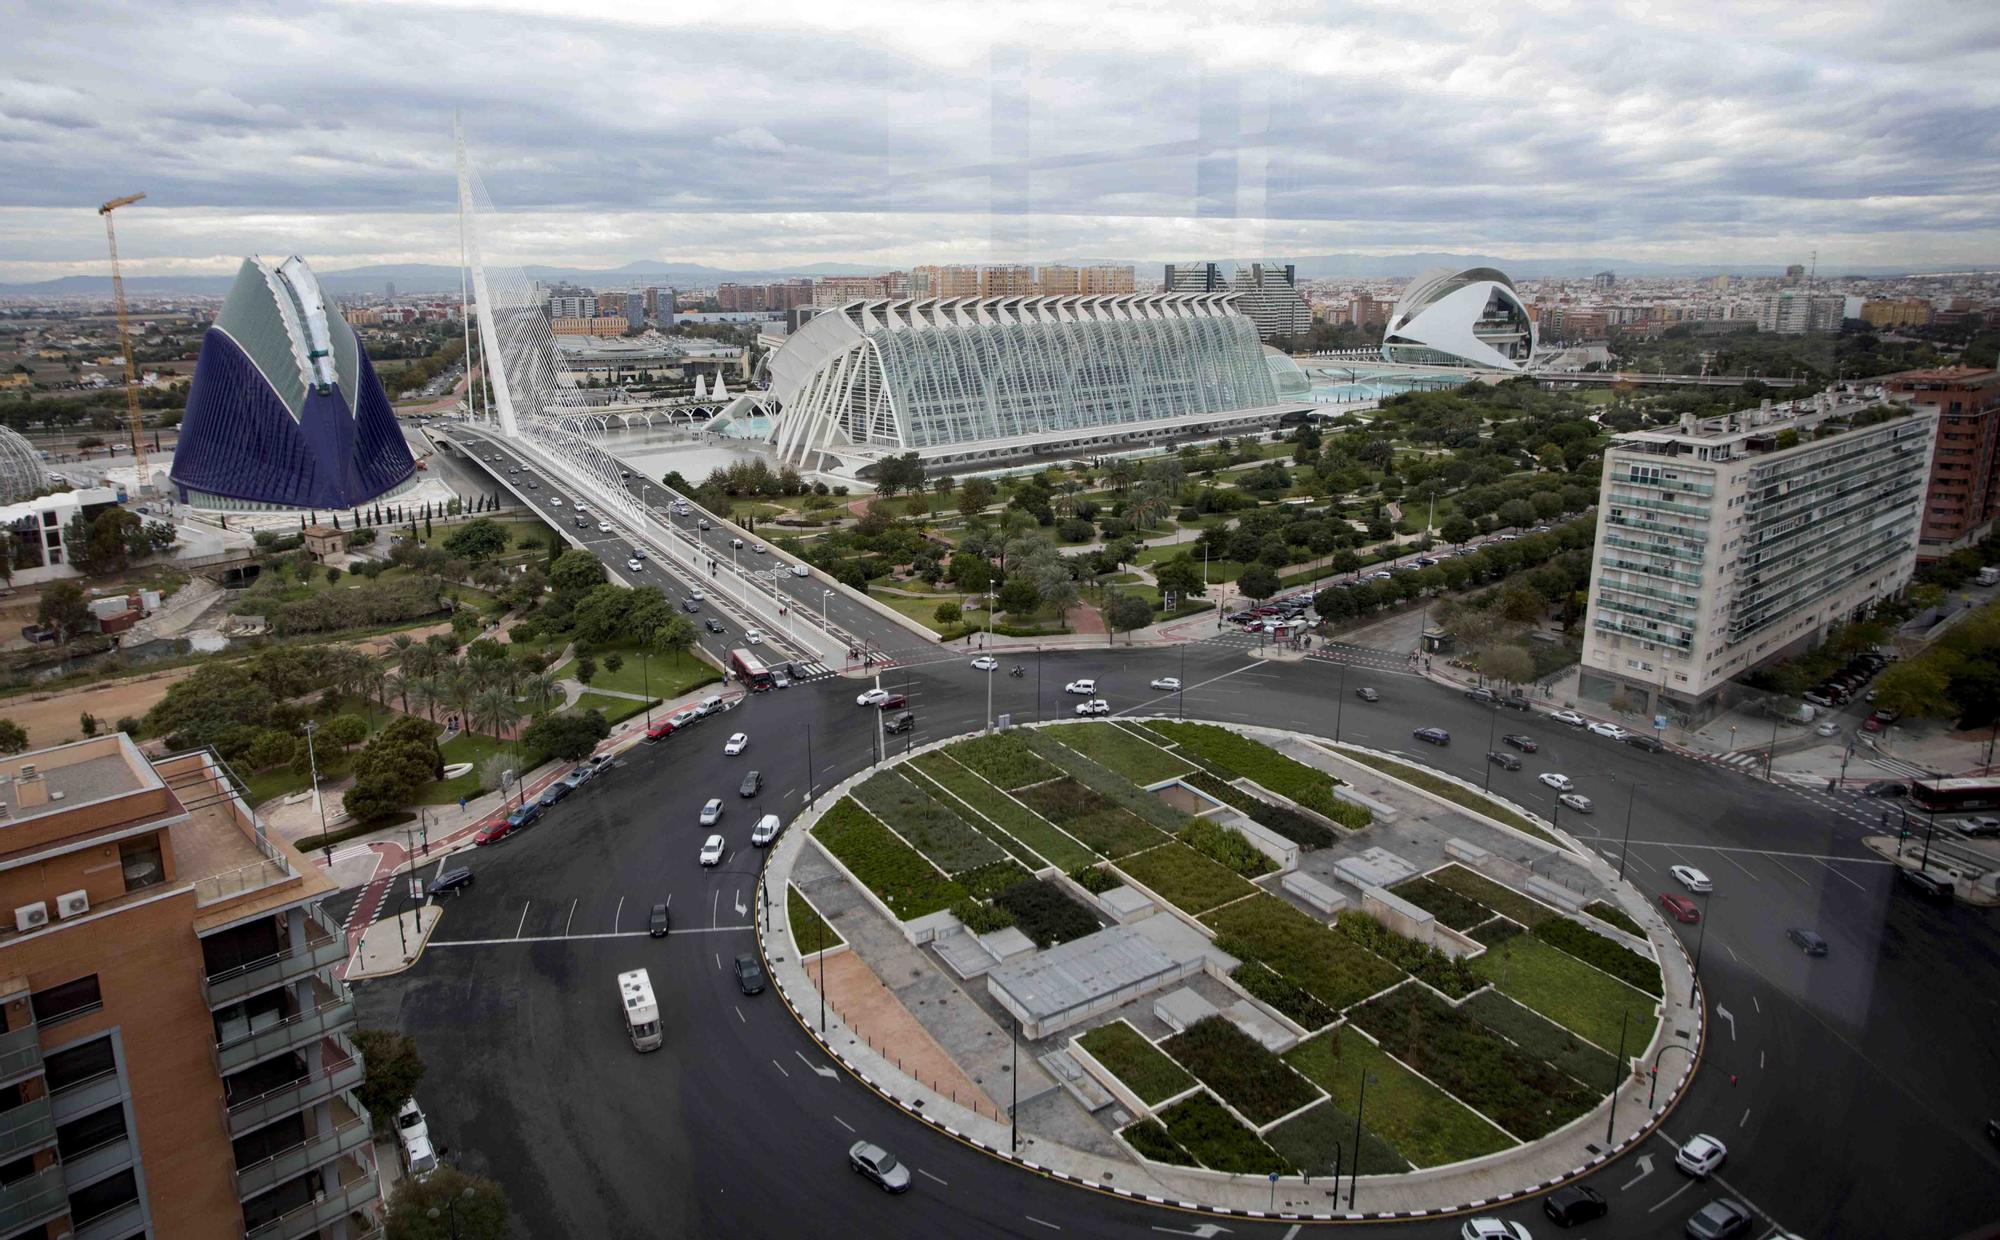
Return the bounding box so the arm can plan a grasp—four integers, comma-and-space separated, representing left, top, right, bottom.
170, 256, 416, 511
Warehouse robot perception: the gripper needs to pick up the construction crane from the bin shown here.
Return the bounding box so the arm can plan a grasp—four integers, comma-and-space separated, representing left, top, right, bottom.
98, 192, 147, 492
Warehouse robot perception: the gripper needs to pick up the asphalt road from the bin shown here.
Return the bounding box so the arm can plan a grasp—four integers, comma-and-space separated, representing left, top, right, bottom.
351, 644, 2000, 1240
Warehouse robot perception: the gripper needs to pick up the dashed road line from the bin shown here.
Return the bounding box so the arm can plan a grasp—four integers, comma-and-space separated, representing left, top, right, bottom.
1648, 1180, 1695, 1213
1025, 1217, 1061, 1231
918, 1169, 949, 1187
514, 901, 531, 939
771, 1059, 789, 1079
833, 1115, 856, 1133
425, 925, 753, 947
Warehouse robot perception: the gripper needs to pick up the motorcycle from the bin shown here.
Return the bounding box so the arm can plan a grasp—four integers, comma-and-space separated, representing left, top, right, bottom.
1009, 666, 1025, 678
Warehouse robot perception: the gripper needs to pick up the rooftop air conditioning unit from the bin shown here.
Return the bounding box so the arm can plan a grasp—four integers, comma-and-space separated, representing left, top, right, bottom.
55, 890, 89, 919
13, 902, 47, 931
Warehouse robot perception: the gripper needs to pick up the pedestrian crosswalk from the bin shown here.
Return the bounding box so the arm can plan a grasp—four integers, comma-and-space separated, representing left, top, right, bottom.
789, 661, 836, 681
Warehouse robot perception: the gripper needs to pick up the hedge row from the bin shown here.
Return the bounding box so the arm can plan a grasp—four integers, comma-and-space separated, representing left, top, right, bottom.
1015, 777, 1166, 859
1162, 1017, 1322, 1126
1431, 865, 1556, 928
944, 732, 1061, 790
1118, 843, 1258, 915
1230, 960, 1337, 1032
1351, 983, 1598, 1141
1283, 1024, 1512, 1169
1202, 894, 1406, 1013
1069, 864, 1120, 894
950, 896, 1015, 934
786, 883, 844, 954
1336, 913, 1483, 1000
1264, 1099, 1407, 1177
1177, 818, 1276, 878
1025, 729, 1191, 834
1533, 916, 1662, 996
1183, 770, 1336, 849
1056, 722, 1195, 783
852, 769, 1006, 875
1144, 721, 1365, 827
1158, 1092, 1292, 1174
1119, 1119, 1197, 1166
957, 858, 1036, 901
1461, 990, 1618, 1092
994, 878, 1101, 947
811, 797, 966, 920
1584, 901, 1644, 938
1386, 875, 1492, 931
1078, 1021, 1194, 1106
912, 751, 1095, 870
899, 763, 1042, 868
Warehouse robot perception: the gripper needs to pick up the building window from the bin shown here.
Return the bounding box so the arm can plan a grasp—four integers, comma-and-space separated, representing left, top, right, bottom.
30, 975, 102, 1027
67, 1167, 138, 1227
56, 1103, 127, 1162
118, 836, 164, 892
43, 1037, 116, 1095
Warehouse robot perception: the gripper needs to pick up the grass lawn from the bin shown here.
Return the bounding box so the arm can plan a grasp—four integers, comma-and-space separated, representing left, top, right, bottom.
1470, 931, 1659, 1053
1328, 747, 1562, 847
1263, 1099, 1408, 1176
1042, 723, 1194, 785
419, 730, 516, 805
909, 752, 1096, 871
1134, 543, 1247, 584
898, 764, 1042, 868
411, 516, 552, 552
788, 884, 844, 954
1283, 1026, 1511, 1169
235, 695, 394, 807
872, 589, 975, 636
1076, 1021, 1194, 1106
571, 691, 653, 726
556, 646, 720, 700
1116, 843, 1257, 915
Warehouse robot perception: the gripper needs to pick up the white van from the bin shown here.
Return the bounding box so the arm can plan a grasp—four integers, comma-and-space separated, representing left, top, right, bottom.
695, 694, 726, 717
403, 1132, 440, 1180
752, 814, 782, 847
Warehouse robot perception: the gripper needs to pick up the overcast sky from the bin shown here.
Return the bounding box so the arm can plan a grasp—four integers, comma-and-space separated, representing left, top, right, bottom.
2, 0, 1997, 282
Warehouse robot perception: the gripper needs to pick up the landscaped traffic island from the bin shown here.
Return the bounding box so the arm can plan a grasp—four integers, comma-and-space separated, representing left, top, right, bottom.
803, 719, 1669, 1187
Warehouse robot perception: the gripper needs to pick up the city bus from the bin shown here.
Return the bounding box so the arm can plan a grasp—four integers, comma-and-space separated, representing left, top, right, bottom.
1908, 778, 2000, 813
728, 647, 774, 692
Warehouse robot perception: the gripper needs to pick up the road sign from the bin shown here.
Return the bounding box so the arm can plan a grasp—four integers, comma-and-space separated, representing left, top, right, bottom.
1654, 714, 1668, 731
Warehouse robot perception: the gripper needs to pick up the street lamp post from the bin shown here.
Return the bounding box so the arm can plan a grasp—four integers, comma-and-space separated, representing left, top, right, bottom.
1692, 893, 1714, 976
1619, 783, 1640, 881
1335, 661, 1347, 744
1482, 704, 1498, 791
821, 589, 831, 631
1010, 1012, 1020, 1154
300, 720, 328, 842
640, 648, 652, 728
1347, 1069, 1374, 1209
426, 1186, 476, 1240
1605, 1009, 1628, 1143
1178, 643, 1187, 719
1648, 1043, 1695, 1108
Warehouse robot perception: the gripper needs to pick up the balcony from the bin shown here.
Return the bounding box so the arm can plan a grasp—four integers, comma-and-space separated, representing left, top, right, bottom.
237, 1095, 371, 1201
0, 1023, 43, 1088
244, 1155, 377, 1240
228, 1041, 364, 1137
0, 1163, 69, 1235
205, 905, 349, 1010
217, 983, 355, 1075
74, 1197, 145, 1240
0, 1093, 55, 1162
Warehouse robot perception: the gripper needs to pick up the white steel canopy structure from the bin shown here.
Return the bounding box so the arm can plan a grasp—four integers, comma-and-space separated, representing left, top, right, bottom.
1380, 267, 1537, 372
766, 293, 1298, 468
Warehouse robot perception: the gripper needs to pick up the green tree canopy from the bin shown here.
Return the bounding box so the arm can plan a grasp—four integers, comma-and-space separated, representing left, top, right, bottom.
384, 1166, 512, 1240
1104, 592, 1154, 641
441, 517, 509, 561
353, 1027, 425, 1130
520, 709, 610, 763
1236, 563, 1280, 603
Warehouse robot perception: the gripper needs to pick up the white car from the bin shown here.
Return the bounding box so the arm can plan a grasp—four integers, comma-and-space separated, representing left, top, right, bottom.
1814, 721, 1840, 736
700, 798, 724, 826
699, 834, 725, 867
1064, 679, 1097, 695
1459, 1220, 1529, 1240
724, 732, 748, 756
1549, 709, 1586, 727
971, 656, 998, 672
1151, 677, 1182, 691
689, 589, 706, 602
744, 628, 764, 645
1557, 792, 1594, 814
626, 558, 643, 572
857, 688, 892, 707
1671, 864, 1713, 893
752, 542, 767, 553
1075, 699, 1110, 716
598, 521, 612, 533
393, 1098, 428, 1147
751, 814, 782, 847
1587, 721, 1629, 740
790, 563, 811, 577
549, 498, 563, 508
1675, 1133, 1727, 1178
1538, 772, 1575, 792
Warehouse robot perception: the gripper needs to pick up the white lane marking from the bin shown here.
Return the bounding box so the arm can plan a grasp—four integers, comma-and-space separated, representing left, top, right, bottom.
833, 1115, 856, 1133
1725, 943, 1739, 962
713, 889, 720, 926
796, 1052, 838, 1079
1752, 995, 1760, 1014
1763, 852, 1810, 884
1647, 1180, 1695, 1213
715, 952, 722, 970
1811, 855, 1867, 891
613, 895, 623, 932
1711, 848, 1763, 881
564, 899, 577, 936
771, 1059, 789, 1079
514, 902, 530, 939
1740, 1107, 1751, 1128
1622, 840, 1889, 864
1760, 1049, 1766, 1069
735, 1006, 746, 1024
426, 925, 753, 946
1716, 1005, 1736, 1041
919, 1169, 949, 1186
1026, 1218, 1061, 1231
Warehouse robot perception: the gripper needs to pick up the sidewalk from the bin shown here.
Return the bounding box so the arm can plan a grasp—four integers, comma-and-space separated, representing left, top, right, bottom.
754, 754, 1704, 1222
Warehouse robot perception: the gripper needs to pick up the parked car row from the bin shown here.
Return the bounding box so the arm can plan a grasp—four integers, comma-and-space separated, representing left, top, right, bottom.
1804, 649, 1891, 710
645, 693, 729, 742
471, 754, 614, 849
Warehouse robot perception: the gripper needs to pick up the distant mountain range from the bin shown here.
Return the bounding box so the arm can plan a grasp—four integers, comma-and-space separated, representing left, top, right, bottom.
5, 253, 1992, 300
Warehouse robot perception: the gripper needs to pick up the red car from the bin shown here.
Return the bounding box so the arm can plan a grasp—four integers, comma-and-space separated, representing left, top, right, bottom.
1659, 892, 1701, 923
1862, 715, 1885, 733
878, 693, 908, 710
473, 818, 512, 847
646, 719, 675, 741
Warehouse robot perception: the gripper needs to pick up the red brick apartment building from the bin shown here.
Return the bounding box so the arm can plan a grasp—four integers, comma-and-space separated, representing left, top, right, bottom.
1885, 367, 2000, 556
0, 735, 373, 1240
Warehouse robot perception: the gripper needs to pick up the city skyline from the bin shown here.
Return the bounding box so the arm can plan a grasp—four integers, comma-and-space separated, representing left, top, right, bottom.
2, 0, 1997, 283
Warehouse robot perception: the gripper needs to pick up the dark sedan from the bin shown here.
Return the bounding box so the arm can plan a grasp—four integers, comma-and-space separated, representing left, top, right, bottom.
1542, 1184, 1607, 1226
739, 770, 763, 797
733, 953, 766, 995
1487, 750, 1522, 771
1503, 733, 1538, 752
649, 903, 671, 937
1413, 727, 1450, 746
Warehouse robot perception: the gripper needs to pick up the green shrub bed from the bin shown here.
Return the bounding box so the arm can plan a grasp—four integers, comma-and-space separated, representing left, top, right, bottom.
1077, 1021, 1194, 1106
812, 797, 966, 920
1473, 920, 1524, 947
786, 883, 844, 954
1183, 771, 1336, 849
1178, 818, 1277, 878
1386, 875, 1493, 931
1015, 778, 1166, 858
1584, 901, 1645, 938
1533, 917, 1662, 996
1431, 865, 1556, 928
950, 896, 1015, 934
1157, 1093, 1292, 1174
899, 764, 1042, 867
945, 732, 1062, 790
1335, 913, 1483, 999
957, 859, 1036, 901
1118, 843, 1258, 915
852, 769, 1006, 875
1471, 929, 1658, 1055
1264, 1100, 1407, 1176
1052, 722, 1194, 783
1349, 984, 1597, 1141
1162, 1017, 1322, 1125
1068, 864, 1119, 894
1145, 721, 1364, 826
1231, 960, 1337, 1032
1330, 749, 1556, 845
1284, 1025, 1512, 1168
1462, 990, 1618, 1091
994, 878, 1101, 947
912, 752, 1096, 870
1026, 730, 1190, 834
1119, 1119, 1196, 1166
1203, 895, 1406, 1012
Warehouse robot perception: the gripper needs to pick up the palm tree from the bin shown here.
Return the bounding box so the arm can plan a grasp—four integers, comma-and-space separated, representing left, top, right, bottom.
442, 667, 477, 733
357, 657, 388, 724
529, 670, 561, 712
471, 686, 520, 743
408, 674, 440, 724
1105, 457, 1136, 493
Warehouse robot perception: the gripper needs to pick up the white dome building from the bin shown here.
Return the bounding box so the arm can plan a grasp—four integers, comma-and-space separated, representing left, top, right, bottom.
1381, 267, 1537, 372
0, 426, 49, 504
